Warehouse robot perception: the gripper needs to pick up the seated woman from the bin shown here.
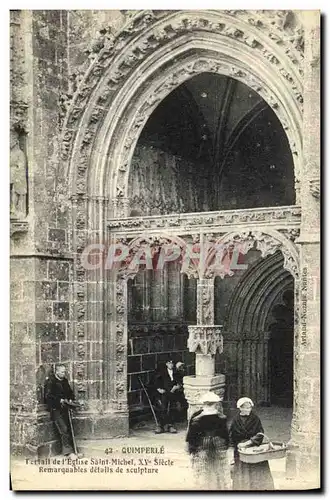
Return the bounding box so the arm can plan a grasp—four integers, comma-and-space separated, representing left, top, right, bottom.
229, 397, 274, 491
186, 391, 231, 490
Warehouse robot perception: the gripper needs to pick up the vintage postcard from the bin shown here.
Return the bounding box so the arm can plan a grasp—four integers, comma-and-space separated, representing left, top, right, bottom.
10, 9, 320, 491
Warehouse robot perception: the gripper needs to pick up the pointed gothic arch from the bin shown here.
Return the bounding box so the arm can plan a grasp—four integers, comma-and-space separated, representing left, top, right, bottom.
225, 251, 294, 335
59, 8, 304, 444
220, 251, 295, 404
62, 10, 303, 218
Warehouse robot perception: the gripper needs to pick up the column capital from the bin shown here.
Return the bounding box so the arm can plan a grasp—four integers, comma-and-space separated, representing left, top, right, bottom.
187, 325, 223, 355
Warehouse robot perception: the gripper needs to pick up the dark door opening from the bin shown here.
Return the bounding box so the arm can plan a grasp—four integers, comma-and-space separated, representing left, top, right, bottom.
269, 290, 294, 407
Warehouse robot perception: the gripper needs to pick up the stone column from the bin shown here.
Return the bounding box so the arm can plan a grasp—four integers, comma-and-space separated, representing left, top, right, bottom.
183, 278, 225, 418
286, 11, 320, 488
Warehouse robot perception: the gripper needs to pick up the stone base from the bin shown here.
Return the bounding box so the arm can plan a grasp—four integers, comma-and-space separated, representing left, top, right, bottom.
10, 408, 59, 458
286, 440, 320, 488
74, 410, 129, 439
183, 374, 226, 419
10, 407, 130, 458
11, 439, 62, 458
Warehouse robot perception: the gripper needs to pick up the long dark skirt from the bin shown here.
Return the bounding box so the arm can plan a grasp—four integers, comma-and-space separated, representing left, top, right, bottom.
232, 457, 274, 491
192, 449, 231, 490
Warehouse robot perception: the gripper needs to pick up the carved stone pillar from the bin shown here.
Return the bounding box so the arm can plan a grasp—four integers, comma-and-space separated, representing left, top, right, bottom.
111, 197, 130, 218
286, 12, 320, 488
183, 278, 225, 418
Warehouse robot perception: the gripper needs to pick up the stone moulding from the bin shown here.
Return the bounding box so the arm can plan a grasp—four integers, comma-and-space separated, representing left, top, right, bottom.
225, 251, 294, 336
208, 228, 299, 279
107, 205, 302, 233
63, 9, 303, 128
187, 325, 224, 355
105, 215, 300, 281
57, 9, 305, 419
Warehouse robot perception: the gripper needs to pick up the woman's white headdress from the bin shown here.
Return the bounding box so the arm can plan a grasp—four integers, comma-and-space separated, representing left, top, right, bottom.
236, 397, 254, 408
200, 391, 220, 404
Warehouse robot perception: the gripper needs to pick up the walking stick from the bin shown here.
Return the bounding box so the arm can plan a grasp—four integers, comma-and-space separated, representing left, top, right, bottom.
67, 407, 78, 456
138, 376, 160, 427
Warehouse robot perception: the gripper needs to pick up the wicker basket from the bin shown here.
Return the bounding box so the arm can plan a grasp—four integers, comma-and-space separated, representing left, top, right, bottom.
238, 434, 287, 464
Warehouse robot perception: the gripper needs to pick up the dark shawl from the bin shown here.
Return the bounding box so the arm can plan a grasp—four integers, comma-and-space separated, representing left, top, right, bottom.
186, 410, 229, 455
229, 411, 274, 491
230, 411, 264, 450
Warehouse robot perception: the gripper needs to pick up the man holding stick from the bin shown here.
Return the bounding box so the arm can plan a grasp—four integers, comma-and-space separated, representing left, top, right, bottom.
151, 359, 182, 434
44, 364, 80, 459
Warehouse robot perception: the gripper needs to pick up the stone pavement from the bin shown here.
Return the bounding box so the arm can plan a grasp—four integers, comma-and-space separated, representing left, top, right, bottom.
10, 407, 316, 491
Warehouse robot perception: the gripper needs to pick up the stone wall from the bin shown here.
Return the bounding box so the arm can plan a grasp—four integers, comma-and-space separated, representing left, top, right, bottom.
127, 323, 194, 420
10, 10, 73, 456
10, 9, 126, 454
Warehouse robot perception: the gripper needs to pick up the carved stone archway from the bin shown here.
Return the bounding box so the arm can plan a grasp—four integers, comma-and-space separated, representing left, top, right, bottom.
60, 8, 305, 454
225, 251, 295, 335
222, 251, 295, 404
62, 10, 303, 213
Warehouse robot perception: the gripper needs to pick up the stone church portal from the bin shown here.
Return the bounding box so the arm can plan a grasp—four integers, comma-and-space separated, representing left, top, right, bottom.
10, 10, 320, 486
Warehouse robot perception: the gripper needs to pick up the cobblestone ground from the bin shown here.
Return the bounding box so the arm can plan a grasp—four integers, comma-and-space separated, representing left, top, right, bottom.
11, 407, 316, 491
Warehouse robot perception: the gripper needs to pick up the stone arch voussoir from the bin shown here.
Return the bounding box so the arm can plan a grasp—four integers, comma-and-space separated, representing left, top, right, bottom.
62, 9, 304, 218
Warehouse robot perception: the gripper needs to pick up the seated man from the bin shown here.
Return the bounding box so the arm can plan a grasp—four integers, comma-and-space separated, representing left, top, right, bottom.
152, 359, 182, 434
44, 364, 79, 459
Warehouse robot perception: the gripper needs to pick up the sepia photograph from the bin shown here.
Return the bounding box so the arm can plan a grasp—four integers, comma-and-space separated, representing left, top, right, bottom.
9, 8, 320, 491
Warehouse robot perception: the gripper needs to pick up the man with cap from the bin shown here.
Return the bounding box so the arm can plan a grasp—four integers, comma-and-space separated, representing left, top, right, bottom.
186, 391, 230, 490
44, 364, 80, 459
152, 359, 182, 434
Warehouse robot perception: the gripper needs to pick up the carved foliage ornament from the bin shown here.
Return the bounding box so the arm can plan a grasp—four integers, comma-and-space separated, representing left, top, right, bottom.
215, 230, 299, 278
80, 11, 303, 94
108, 206, 302, 232
183, 384, 225, 406
10, 12, 29, 133
114, 279, 127, 400
196, 284, 214, 323
10, 129, 28, 222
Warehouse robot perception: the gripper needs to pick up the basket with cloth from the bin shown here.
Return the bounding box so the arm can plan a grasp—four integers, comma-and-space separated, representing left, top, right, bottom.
238, 432, 287, 464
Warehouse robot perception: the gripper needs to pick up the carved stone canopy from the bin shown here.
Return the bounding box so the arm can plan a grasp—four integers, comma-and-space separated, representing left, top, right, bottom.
188, 325, 223, 355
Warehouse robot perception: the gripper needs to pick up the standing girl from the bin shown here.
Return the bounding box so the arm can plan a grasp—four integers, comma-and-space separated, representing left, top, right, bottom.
229, 397, 274, 490
186, 391, 231, 490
